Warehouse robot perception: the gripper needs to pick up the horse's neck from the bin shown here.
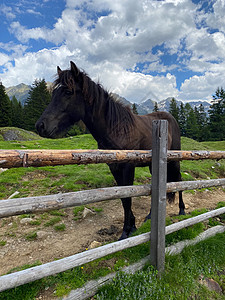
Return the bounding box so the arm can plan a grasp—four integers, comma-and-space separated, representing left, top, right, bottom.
83, 95, 120, 149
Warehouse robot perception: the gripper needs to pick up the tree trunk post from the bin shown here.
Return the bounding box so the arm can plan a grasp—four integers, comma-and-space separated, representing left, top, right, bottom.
150, 120, 168, 274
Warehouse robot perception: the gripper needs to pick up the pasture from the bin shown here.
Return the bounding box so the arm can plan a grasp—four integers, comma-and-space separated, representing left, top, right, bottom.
0, 133, 225, 299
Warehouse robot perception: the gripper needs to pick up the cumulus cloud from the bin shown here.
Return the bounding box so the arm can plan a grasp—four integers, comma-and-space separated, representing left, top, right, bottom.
1, 0, 225, 102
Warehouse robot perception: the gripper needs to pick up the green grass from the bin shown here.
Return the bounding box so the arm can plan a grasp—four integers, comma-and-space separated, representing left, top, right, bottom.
96, 232, 225, 299
0, 134, 224, 200
25, 231, 37, 241
1, 208, 224, 299
0, 132, 225, 299
44, 216, 61, 227
54, 223, 66, 231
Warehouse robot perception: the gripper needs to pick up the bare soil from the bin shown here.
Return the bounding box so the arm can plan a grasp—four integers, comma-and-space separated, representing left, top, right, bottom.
0, 189, 225, 298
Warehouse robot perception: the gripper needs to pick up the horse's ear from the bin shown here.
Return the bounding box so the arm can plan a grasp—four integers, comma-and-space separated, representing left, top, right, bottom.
57, 66, 62, 75
70, 61, 80, 77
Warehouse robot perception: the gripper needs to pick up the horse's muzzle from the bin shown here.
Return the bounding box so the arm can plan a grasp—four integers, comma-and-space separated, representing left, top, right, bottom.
36, 120, 47, 137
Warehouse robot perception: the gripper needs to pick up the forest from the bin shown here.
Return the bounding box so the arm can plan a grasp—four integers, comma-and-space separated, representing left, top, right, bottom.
0, 79, 224, 141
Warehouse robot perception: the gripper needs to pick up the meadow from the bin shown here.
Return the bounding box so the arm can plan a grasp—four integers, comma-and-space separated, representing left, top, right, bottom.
0, 133, 224, 299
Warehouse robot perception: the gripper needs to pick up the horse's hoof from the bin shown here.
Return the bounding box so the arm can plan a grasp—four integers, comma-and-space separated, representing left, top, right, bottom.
144, 213, 151, 222
118, 226, 137, 240
129, 225, 137, 235
179, 209, 185, 215
118, 231, 128, 240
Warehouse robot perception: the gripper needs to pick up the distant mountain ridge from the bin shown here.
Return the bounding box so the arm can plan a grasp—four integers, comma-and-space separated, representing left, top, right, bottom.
6, 84, 211, 114
6, 83, 31, 105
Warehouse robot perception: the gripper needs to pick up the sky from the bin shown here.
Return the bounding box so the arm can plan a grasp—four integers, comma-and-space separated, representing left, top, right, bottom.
1, 0, 225, 103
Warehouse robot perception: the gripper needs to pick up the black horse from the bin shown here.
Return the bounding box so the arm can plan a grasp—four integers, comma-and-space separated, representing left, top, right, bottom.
36, 61, 185, 240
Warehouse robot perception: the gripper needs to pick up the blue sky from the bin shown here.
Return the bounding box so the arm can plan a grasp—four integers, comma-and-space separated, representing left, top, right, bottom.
1, 0, 225, 103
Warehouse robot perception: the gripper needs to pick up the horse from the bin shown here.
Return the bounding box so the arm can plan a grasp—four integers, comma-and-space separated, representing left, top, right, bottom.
36, 61, 185, 240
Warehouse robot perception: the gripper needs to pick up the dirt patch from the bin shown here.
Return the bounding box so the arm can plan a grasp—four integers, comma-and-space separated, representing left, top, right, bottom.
0, 189, 224, 297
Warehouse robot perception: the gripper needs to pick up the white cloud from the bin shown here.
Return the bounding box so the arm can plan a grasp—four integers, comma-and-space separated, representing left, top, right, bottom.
0, 53, 10, 65
1, 46, 75, 87
179, 71, 224, 101
2, 0, 225, 103
0, 4, 16, 20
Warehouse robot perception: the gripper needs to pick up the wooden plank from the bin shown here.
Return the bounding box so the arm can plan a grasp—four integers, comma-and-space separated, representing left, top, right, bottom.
0, 206, 224, 292
150, 120, 168, 273
1, 179, 225, 218
65, 256, 150, 300
165, 206, 225, 235
64, 226, 225, 300
0, 185, 151, 218
166, 225, 225, 255
167, 150, 225, 161
0, 149, 152, 168
0, 232, 150, 292
0, 149, 225, 168
166, 178, 225, 193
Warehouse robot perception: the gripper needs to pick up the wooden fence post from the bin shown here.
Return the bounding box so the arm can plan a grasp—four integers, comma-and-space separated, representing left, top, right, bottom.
150, 120, 168, 274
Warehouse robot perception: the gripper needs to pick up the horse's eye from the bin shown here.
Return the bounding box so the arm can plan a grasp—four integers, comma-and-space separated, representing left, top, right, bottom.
65, 90, 73, 96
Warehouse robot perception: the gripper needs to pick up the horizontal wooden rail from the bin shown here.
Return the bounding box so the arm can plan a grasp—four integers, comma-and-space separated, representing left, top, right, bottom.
1, 206, 224, 292
0, 149, 225, 168
65, 226, 225, 300
1, 178, 225, 218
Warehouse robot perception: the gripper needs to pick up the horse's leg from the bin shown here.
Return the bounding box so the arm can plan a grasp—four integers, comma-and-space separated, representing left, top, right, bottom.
109, 163, 136, 240
167, 161, 185, 215
178, 191, 185, 215
145, 161, 185, 220
144, 164, 152, 221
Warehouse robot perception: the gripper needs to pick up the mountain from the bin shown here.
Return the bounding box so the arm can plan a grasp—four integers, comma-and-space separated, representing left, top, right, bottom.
6, 83, 30, 105
5, 83, 211, 114
116, 95, 211, 115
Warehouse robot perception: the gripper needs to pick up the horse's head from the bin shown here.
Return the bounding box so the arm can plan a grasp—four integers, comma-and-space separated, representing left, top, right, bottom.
36, 61, 85, 138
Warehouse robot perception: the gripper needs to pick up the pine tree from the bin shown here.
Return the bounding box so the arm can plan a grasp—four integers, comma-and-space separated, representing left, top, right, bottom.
178, 102, 186, 136
153, 102, 159, 112
23, 79, 51, 131
0, 82, 12, 127
208, 87, 225, 141
132, 103, 138, 114
169, 98, 179, 123
11, 96, 24, 128
184, 103, 198, 140
194, 104, 209, 141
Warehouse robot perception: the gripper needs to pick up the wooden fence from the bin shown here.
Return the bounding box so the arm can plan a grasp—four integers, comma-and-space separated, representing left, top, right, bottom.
0, 120, 225, 295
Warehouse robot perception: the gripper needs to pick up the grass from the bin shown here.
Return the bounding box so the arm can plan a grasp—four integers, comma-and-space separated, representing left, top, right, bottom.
0, 132, 225, 298
0, 134, 224, 200
44, 216, 61, 227
25, 231, 37, 241
96, 232, 225, 299
0, 206, 224, 299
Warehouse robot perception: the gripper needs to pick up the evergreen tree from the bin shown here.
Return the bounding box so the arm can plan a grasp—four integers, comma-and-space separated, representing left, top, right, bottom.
184, 103, 198, 140
169, 98, 179, 123
178, 102, 186, 136
208, 87, 225, 140
153, 102, 159, 112
0, 82, 12, 127
132, 103, 138, 114
23, 79, 51, 131
11, 96, 24, 128
194, 104, 209, 141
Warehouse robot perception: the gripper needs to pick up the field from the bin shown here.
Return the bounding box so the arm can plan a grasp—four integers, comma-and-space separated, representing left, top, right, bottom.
0, 133, 225, 299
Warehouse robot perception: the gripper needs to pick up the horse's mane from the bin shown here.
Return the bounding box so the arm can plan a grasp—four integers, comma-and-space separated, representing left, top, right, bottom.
54, 69, 135, 135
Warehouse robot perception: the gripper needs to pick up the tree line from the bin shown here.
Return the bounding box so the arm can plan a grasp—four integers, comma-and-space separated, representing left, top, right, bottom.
0, 79, 50, 131
0, 79, 86, 136
167, 89, 225, 141
0, 79, 224, 141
